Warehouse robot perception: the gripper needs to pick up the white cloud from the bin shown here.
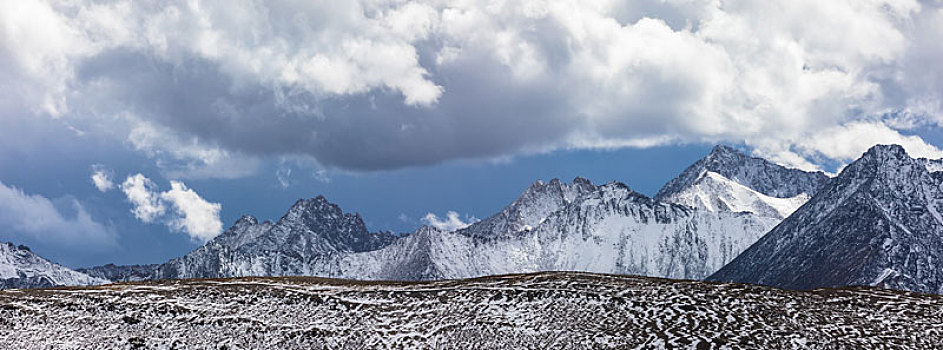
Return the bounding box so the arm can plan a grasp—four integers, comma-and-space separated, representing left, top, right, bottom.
751, 122, 943, 172
160, 181, 223, 243
0, 181, 115, 248
120, 173, 166, 223
90, 165, 114, 192
2, 0, 943, 172
422, 211, 478, 231
119, 173, 222, 242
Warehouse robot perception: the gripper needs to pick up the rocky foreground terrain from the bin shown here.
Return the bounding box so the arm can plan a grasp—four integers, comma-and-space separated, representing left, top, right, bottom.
2, 272, 941, 349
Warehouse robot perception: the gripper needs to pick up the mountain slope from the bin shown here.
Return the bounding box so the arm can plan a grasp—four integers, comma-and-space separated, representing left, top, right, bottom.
655, 145, 829, 218
709, 145, 943, 294
663, 171, 811, 219
0, 242, 108, 289
3, 272, 942, 349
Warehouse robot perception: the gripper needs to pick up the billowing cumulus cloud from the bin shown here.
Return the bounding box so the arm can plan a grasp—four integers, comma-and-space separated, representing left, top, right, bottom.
120, 174, 166, 223
159, 181, 223, 243
2, 0, 943, 175
119, 173, 222, 242
0, 181, 115, 248
422, 211, 477, 231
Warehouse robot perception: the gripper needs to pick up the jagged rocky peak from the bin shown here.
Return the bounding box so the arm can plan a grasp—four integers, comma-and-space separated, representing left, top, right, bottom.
234, 214, 258, 226
282, 196, 348, 223
261, 195, 395, 254
655, 144, 830, 201
459, 177, 597, 237
708, 144, 943, 294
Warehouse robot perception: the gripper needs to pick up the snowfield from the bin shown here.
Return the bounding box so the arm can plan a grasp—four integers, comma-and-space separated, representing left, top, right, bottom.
2, 271, 942, 349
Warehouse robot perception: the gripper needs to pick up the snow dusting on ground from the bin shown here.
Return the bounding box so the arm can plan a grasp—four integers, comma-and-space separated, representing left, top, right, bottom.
2, 272, 941, 349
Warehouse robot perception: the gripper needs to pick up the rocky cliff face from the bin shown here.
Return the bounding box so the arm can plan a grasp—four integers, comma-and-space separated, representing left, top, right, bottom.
709, 145, 943, 294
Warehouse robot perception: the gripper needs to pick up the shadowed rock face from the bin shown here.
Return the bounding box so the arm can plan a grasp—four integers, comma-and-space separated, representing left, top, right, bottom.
709, 145, 943, 294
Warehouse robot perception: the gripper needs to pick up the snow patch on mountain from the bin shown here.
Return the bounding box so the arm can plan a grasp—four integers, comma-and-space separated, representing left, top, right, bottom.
655, 145, 829, 201
661, 171, 810, 219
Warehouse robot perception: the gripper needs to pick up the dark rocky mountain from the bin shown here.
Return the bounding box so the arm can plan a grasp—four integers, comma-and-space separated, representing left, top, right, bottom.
709, 144, 943, 294
83, 144, 868, 286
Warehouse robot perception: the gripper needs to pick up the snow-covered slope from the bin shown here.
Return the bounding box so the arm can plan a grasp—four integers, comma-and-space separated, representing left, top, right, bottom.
0, 242, 108, 289
3, 272, 941, 349
662, 171, 810, 219
709, 145, 943, 294
656, 145, 829, 219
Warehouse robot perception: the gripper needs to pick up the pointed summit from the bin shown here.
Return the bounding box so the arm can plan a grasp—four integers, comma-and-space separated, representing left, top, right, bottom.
709, 144, 943, 294
708, 144, 742, 157
655, 144, 829, 201
572, 176, 593, 186
234, 215, 258, 227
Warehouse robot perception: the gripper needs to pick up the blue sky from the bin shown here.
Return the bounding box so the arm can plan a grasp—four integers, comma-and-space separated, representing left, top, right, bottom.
2, 0, 943, 268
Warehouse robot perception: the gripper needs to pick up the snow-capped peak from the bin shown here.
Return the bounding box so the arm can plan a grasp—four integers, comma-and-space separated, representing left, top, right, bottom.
1, 242, 108, 289
655, 144, 828, 217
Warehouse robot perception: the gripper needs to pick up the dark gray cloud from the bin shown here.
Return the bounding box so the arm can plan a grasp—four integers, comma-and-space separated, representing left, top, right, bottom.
3, 0, 943, 175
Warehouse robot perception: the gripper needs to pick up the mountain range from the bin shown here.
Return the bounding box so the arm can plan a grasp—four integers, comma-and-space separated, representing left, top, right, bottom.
76, 145, 819, 283
4, 144, 943, 296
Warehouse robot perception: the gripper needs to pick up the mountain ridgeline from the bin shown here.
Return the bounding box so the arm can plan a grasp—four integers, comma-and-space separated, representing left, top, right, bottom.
80, 145, 825, 285
15, 144, 943, 296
